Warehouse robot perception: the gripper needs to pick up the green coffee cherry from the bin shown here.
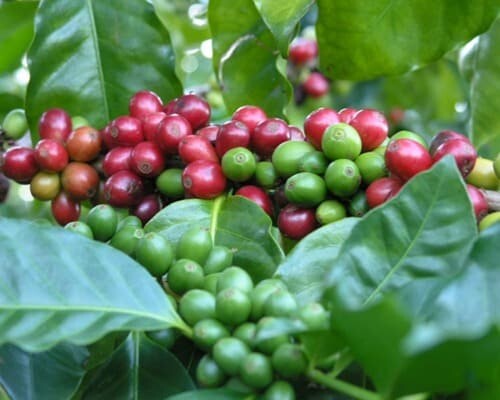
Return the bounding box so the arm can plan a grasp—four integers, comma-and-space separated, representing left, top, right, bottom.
176, 226, 212, 265
167, 259, 204, 295
2, 109, 28, 140
216, 266, 253, 294
135, 232, 174, 277
272, 343, 308, 378
196, 355, 227, 388
239, 352, 274, 389
179, 289, 215, 326
86, 204, 118, 242
213, 337, 250, 375
192, 318, 230, 351
215, 288, 251, 326
64, 221, 94, 239
204, 245, 233, 274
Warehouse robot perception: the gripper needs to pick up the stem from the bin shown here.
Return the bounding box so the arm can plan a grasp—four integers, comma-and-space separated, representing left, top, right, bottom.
481, 189, 500, 211
307, 369, 382, 400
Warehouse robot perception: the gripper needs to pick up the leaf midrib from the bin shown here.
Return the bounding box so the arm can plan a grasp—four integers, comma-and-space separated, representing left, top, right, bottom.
362, 172, 444, 305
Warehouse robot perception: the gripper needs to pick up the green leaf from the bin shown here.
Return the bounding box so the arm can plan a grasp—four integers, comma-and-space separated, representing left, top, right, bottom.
466, 17, 500, 158
0, 1, 37, 75
0, 218, 186, 352
146, 196, 285, 282
208, 0, 291, 117
82, 332, 194, 400
325, 156, 477, 310
275, 218, 359, 305
0, 343, 88, 400
316, 0, 500, 80
26, 0, 181, 141
165, 388, 247, 400
254, 0, 314, 55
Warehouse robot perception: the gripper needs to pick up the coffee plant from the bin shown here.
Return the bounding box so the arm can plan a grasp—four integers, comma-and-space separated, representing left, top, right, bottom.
1, 1, 500, 399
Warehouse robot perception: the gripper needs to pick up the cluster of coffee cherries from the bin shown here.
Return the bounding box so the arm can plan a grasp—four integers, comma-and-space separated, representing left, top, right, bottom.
287, 36, 330, 102
140, 226, 326, 399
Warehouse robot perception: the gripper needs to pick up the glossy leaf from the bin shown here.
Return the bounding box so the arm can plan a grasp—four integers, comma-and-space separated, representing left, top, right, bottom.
254, 0, 314, 55
0, 343, 88, 400
82, 332, 194, 399
316, 0, 500, 80
26, 0, 181, 141
466, 17, 500, 158
146, 196, 285, 282
208, 0, 291, 117
165, 389, 247, 400
0, 1, 37, 75
276, 218, 358, 305
0, 218, 187, 352
325, 157, 477, 310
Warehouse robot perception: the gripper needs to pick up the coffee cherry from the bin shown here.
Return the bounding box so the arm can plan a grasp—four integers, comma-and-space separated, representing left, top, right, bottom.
252, 118, 290, 158
179, 134, 219, 164
61, 162, 100, 200
304, 108, 340, 149
348, 190, 369, 217
349, 109, 388, 151
34, 139, 69, 172
1, 147, 39, 183
129, 90, 163, 119
255, 161, 279, 189
431, 138, 477, 178
102, 147, 133, 177
263, 381, 295, 400
196, 124, 220, 144
390, 130, 428, 149
466, 157, 499, 189
204, 246, 234, 275
177, 226, 213, 265
2, 109, 28, 140
51, 191, 80, 225
385, 139, 432, 181
66, 126, 102, 162
182, 160, 227, 199
146, 328, 178, 350
299, 150, 328, 175
321, 123, 362, 161
179, 289, 216, 326
221, 147, 256, 182
156, 168, 184, 199
216, 288, 252, 326
235, 185, 274, 217
135, 231, 174, 276
303, 72, 330, 98
466, 184, 488, 221
103, 170, 144, 207
366, 176, 403, 208
30, 171, 61, 201
64, 221, 94, 239
355, 151, 387, 184
110, 226, 144, 256
86, 204, 118, 241
166, 94, 211, 130
168, 259, 205, 295
278, 204, 317, 240
155, 113, 192, 154
240, 352, 273, 389
130, 141, 165, 178
232, 105, 267, 134
338, 107, 358, 123
213, 337, 250, 376
216, 266, 254, 294
142, 111, 167, 142
288, 37, 318, 65
215, 120, 250, 157
263, 289, 298, 318
131, 194, 162, 224
288, 125, 306, 141
233, 322, 257, 349
38, 108, 72, 143
429, 130, 467, 155
316, 199, 347, 225
272, 140, 315, 178
196, 355, 226, 388
193, 318, 230, 351
479, 211, 500, 232
324, 159, 361, 197
285, 172, 327, 207
108, 116, 144, 148
272, 343, 307, 378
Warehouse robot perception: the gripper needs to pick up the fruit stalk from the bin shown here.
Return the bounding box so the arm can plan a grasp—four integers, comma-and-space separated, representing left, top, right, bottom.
481, 189, 500, 211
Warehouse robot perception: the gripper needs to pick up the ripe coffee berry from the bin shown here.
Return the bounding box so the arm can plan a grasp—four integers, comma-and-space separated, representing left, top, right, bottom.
288, 126, 306, 141
51, 191, 80, 225
466, 184, 488, 221
252, 118, 290, 158
1, 147, 39, 183
429, 130, 467, 155
108, 116, 144, 148
104, 170, 144, 208
366, 176, 403, 208
385, 139, 432, 181
338, 107, 357, 123
38, 108, 72, 142
131, 194, 162, 224
215, 120, 250, 157
129, 90, 163, 119
278, 204, 317, 240
142, 111, 167, 142
155, 113, 192, 154
165, 94, 210, 130
235, 185, 274, 217
196, 125, 220, 144
130, 141, 165, 178
66, 126, 102, 162
179, 135, 219, 164
349, 109, 389, 151
34, 139, 69, 172
61, 162, 100, 200
431, 138, 477, 178
288, 37, 318, 65
232, 105, 267, 134
303, 72, 330, 98
304, 107, 340, 149
103, 147, 133, 177
182, 160, 226, 199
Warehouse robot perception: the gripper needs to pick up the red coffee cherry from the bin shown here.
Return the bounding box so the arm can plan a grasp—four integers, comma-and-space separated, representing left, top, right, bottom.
0, 147, 39, 183
385, 139, 432, 181
179, 135, 219, 164
466, 184, 488, 221
131, 194, 163, 224
155, 113, 192, 155
431, 138, 477, 178
108, 116, 144, 148
366, 176, 403, 209
129, 90, 163, 120
349, 109, 389, 152
142, 111, 167, 142
338, 108, 358, 124
235, 185, 274, 217
288, 37, 318, 65
34, 139, 69, 172
103, 147, 133, 177
303, 108, 340, 150
303, 72, 330, 98
232, 105, 267, 134
66, 126, 102, 162
61, 162, 100, 200
51, 191, 80, 225
103, 170, 144, 208
215, 120, 251, 157
130, 141, 166, 178
165, 94, 210, 130
182, 160, 227, 199
252, 118, 290, 158
38, 108, 72, 143
196, 124, 220, 144
278, 204, 317, 240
